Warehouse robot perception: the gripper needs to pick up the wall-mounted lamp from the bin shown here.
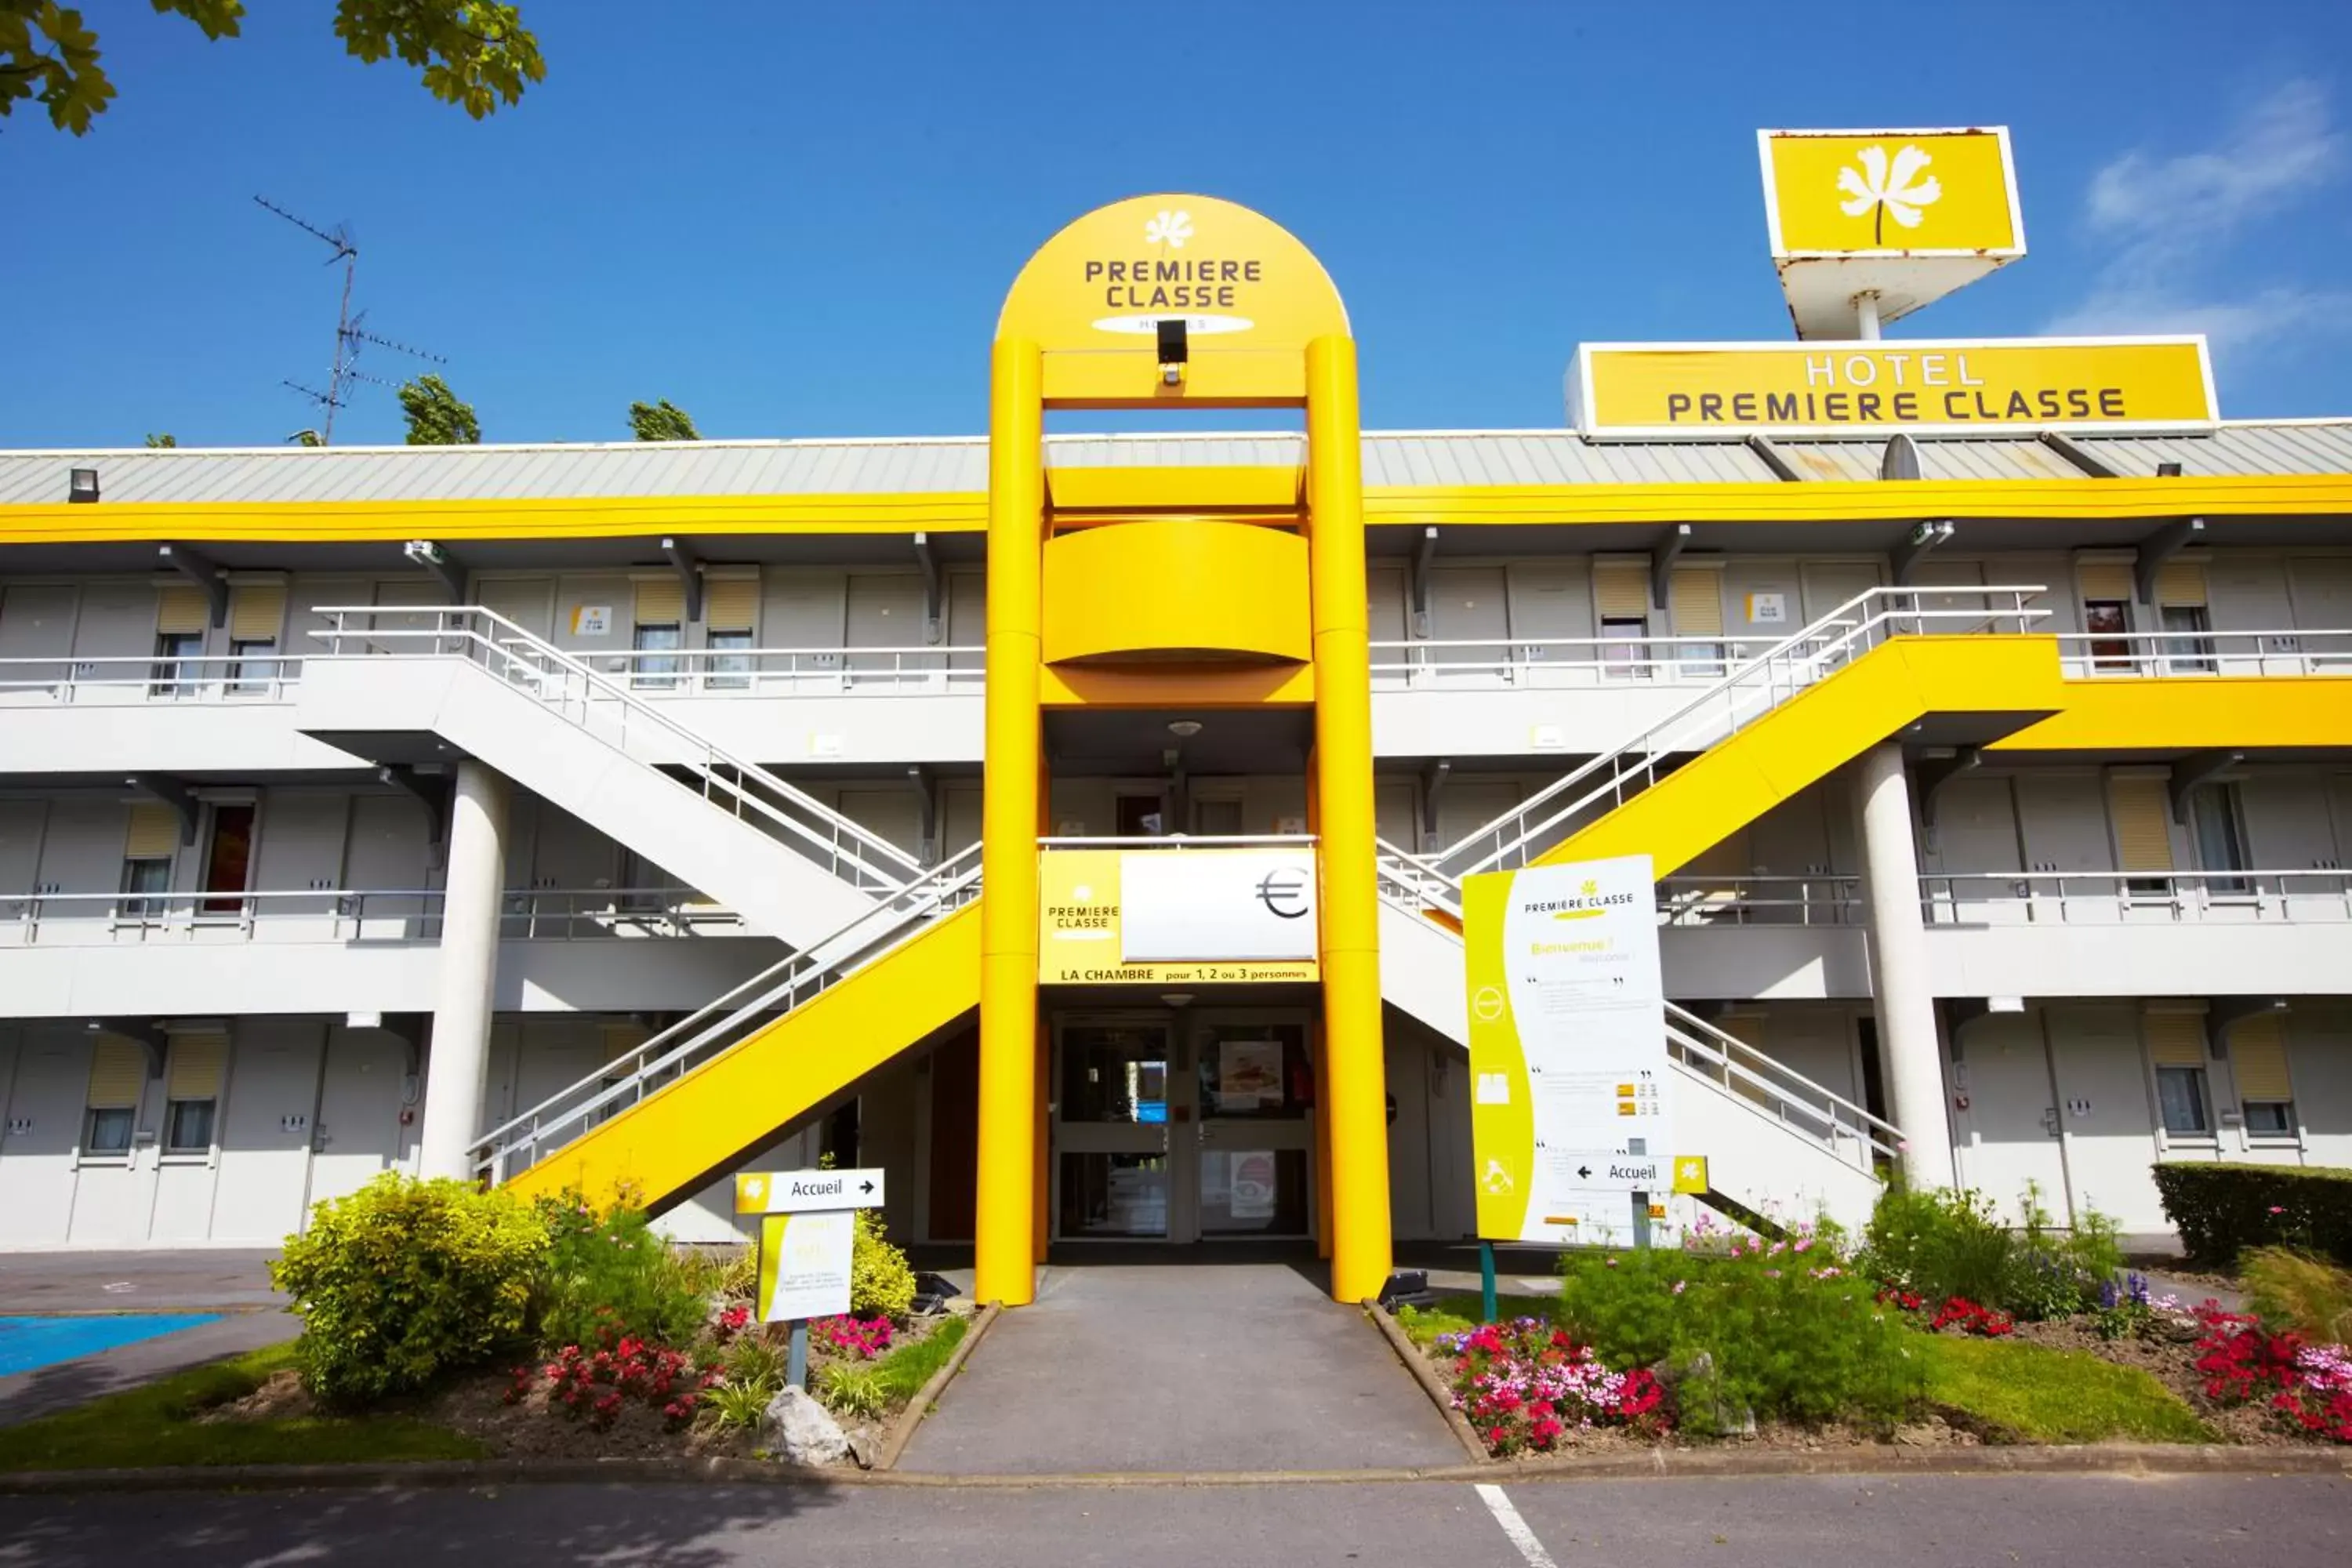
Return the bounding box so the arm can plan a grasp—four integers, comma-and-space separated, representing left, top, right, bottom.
68, 468, 100, 503
1167, 720, 1203, 739
1156, 318, 1189, 387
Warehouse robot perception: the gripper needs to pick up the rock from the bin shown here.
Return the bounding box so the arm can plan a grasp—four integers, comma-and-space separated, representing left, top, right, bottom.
845, 1428, 878, 1470
762, 1385, 851, 1467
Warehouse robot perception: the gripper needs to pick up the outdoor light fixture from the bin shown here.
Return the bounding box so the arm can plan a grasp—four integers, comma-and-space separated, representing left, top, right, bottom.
67, 467, 99, 503
1167, 720, 1203, 739
1156, 318, 1189, 386
403, 539, 447, 568
1160, 993, 1194, 1009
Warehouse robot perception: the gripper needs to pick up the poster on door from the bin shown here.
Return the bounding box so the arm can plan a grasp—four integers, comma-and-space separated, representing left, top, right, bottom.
1229, 1150, 1278, 1220
1218, 1038, 1283, 1112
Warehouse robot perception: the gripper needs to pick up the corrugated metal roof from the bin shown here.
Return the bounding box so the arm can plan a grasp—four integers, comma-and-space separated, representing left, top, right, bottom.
2, 421, 2345, 506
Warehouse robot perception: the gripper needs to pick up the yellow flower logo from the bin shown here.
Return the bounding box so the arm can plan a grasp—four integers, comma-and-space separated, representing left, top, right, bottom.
1581, 879, 1599, 896
1837, 143, 1943, 245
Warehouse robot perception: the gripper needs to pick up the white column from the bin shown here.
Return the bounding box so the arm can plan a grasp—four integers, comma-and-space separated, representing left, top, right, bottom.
1854, 292, 1883, 340
418, 760, 507, 1181
1854, 742, 1955, 1187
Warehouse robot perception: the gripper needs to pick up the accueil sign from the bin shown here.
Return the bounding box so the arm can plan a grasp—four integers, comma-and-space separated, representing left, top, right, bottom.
1570, 336, 2216, 439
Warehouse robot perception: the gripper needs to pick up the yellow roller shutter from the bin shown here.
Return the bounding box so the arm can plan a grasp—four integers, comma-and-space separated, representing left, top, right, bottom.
2154, 561, 2208, 608
2077, 561, 2134, 603
1671, 568, 1724, 636
704, 577, 757, 633
2230, 1017, 2293, 1103
165, 1035, 227, 1102
86, 1038, 147, 1109
124, 801, 180, 861
634, 577, 686, 627
1594, 563, 1650, 619
155, 585, 209, 635
2111, 777, 2174, 873
2146, 1011, 2208, 1069
228, 584, 286, 641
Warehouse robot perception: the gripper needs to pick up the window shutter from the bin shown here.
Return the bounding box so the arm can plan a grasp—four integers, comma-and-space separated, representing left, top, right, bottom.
2111, 778, 2174, 873
2077, 562, 2134, 603
634, 577, 686, 627
228, 584, 285, 642
155, 585, 209, 635
2154, 561, 2208, 608
165, 1035, 227, 1102
1671, 568, 1724, 636
704, 577, 757, 633
2146, 1012, 2207, 1069
2229, 1017, 2293, 1103
1594, 564, 1649, 620
86, 1038, 147, 1109
124, 801, 180, 861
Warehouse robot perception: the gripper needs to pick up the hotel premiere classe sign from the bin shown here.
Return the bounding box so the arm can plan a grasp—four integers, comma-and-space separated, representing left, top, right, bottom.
1038, 848, 1319, 984
1570, 336, 2217, 440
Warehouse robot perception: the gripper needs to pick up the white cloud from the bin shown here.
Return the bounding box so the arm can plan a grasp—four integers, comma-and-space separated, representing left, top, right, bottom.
2045, 81, 2349, 362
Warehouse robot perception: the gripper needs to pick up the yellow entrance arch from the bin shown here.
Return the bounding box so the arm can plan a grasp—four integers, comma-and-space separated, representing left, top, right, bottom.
975, 195, 1394, 1305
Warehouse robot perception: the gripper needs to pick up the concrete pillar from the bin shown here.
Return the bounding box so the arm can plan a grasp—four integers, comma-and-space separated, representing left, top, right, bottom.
1854, 742, 1955, 1189
419, 760, 508, 1181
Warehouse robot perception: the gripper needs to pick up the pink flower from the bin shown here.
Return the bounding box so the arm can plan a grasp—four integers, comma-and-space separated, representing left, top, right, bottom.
2269, 1206, 2287, 1215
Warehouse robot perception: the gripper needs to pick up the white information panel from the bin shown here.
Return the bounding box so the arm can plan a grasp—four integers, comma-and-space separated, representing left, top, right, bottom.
757, 1210, 855, 1323
1466, 855, 1674, 1246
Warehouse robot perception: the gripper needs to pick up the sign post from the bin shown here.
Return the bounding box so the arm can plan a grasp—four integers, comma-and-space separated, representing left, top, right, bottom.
1465, 855, 1679, 1304
735, 1168, 887, 1388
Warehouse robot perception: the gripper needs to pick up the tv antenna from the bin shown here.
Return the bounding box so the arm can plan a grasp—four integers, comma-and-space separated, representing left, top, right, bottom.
255, 196, 446, 445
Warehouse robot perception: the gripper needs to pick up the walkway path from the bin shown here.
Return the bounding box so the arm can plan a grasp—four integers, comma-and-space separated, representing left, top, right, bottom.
898, 1255, 1462, 1474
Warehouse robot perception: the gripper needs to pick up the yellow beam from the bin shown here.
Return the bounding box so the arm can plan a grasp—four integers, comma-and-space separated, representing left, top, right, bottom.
504, 904, 981, 1211
1994, 675, 2352, 752
1046, 464, 1303, 512
975, 337, 1045, 1308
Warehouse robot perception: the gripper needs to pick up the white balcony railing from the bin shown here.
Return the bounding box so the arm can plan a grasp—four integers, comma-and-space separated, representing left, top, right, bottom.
0, 887, 775, 946
583, 645, 982, 696
1921, 869, 2352, 925
0, 654, 304, 705
1369, 635, 1841, 691
2054, 628, 2352, 681
1656, 875, 1862, 927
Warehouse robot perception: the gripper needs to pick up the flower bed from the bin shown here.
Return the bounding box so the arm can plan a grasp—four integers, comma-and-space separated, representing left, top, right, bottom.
1428, 1318, 1666, 1455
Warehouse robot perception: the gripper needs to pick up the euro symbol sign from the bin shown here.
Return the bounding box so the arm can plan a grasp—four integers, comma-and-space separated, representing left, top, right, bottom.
1255, 867, 1310, 919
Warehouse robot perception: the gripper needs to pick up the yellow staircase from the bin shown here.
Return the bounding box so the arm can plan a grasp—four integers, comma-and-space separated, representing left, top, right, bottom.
503, 904, 980, 1211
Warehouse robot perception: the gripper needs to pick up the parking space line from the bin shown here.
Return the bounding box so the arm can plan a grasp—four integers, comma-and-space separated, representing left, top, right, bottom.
1475, 1483, 1560, 1568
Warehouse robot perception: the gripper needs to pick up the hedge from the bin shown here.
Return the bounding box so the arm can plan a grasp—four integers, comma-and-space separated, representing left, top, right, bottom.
2150, 1163, 2352, 1268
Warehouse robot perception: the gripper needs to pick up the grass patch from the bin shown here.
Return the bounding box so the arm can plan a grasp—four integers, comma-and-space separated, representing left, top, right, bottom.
1916, 1334, 2214, 1444
872, 1313, 968, 1408
0, 1343, 485, 1472
1392, 1292, 1564, 1349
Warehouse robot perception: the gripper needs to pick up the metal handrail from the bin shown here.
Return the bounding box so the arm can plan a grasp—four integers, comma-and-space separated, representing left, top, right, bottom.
309, 605, 925, 894
1656, 875, 1862, 927
0, 654, 305, 702
1368, 633, 1839, 687
2053, 628, 2352, 678
1037, 835, 1317, 849
1432, 586, 2049, 880
0, 885, 777, 944
467, 844, 983, 1182
1922, 867, 2352, 924
586, 644, 985, 694
1369, 858, 1905, 1167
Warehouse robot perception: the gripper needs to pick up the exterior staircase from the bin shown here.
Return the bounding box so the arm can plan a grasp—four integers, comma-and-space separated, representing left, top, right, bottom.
298, 606, 924, 946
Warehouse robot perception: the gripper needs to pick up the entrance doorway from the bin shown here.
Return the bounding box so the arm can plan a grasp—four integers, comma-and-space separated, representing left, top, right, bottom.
1051, 1011, 1316, 1244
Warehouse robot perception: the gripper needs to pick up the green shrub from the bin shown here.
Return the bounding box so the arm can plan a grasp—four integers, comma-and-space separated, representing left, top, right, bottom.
530, 1196, 710, 1352
1858, 1185, 2016, 1305
702, 1378, 775, 1432
2242, 1247, 2352, 1341
2151, 1163, 2352, 1268
852, 1210, 917, 1322
1559, 1236, 1922, 1432
722, 1332, 787, 1389
271, 1174, 550, 1406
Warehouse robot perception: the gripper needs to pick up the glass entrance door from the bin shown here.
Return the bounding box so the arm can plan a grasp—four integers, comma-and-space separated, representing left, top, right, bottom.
1193, 1019, 1315, 1238
1054, 1021, 1174, 1240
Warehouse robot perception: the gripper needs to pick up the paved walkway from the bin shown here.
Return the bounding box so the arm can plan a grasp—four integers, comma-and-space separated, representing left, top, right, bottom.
0, 1251, 295, 1428
898, 1254, 1463, 1475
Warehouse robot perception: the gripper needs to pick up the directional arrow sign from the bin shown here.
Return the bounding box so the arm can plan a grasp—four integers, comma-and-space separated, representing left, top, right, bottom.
1544, 1149, 1664, 1194
735, 1167, 887, 1215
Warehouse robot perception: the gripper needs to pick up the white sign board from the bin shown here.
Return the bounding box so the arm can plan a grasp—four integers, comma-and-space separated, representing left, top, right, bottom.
735, 1167, 887, 1214
1120, 848, 1317, 961
1466, 855, 1674, 1246
757, 1210, 854, 1323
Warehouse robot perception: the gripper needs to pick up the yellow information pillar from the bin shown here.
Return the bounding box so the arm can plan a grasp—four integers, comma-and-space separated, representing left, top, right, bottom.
1306, 334, 1393, 1303
975, 336, 1044, 1307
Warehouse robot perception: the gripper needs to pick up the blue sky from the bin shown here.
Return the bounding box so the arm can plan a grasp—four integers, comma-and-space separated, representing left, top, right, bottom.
6, 0, 2350, 447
